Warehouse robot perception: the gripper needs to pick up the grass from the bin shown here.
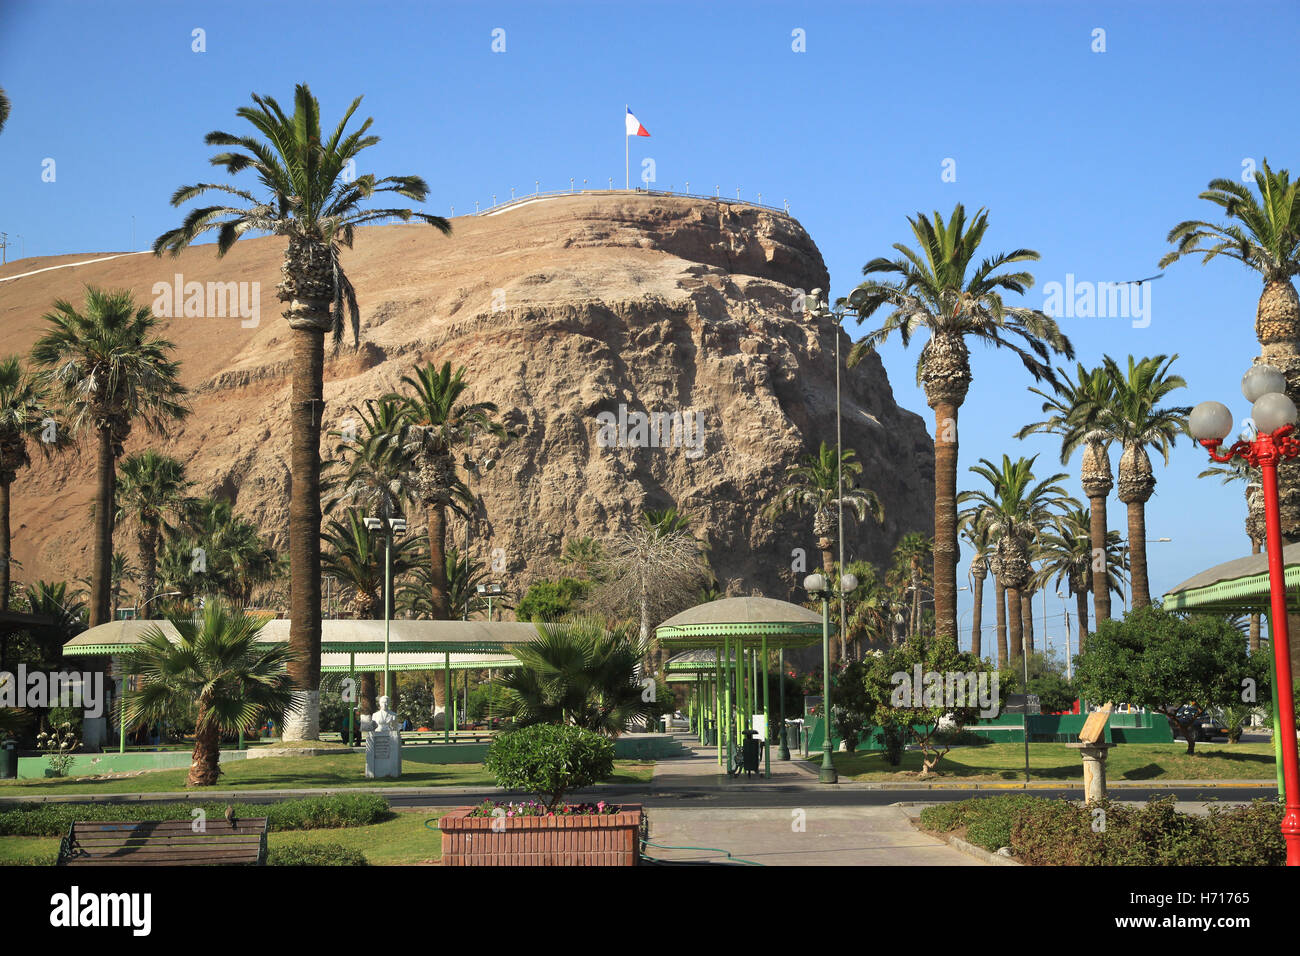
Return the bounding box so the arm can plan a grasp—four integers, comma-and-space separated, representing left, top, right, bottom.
0, 809, 448, 866
825, 742, 1279, 781
0, 754, 655, 794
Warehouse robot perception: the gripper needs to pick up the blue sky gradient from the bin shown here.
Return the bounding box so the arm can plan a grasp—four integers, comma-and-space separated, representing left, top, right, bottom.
2, 0, 1298, 652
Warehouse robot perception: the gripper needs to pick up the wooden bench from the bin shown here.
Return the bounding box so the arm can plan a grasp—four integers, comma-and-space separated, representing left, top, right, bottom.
57, 818, 268, 866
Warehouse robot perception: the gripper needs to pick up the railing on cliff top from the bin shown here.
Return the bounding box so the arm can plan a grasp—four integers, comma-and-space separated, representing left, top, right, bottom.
364, 188, 794, 226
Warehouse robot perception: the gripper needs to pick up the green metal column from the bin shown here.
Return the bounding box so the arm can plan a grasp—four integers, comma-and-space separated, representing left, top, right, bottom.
723, 634, 733, 769
762, 635, 771, 778
444, 653, 451, 744
714, 651, 722, 765
1269, 615, 1285, 796
347, 651, 355, 747
118, 661, 127, 754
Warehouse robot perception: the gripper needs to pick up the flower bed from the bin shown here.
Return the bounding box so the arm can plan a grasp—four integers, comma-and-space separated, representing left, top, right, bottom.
440, 802, 643, 866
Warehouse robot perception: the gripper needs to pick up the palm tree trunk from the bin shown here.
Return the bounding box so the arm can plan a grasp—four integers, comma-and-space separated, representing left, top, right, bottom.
1127, 500, 1151, 609
138, 525, 158, 609
994, 580, 1007, 668
427, 502, 450, 620
90, 423, 115, 627
1075, 586, 1089, 654
1021, 591, 1034, 656
359, 672, 377, 719
933, 403, 959, 647
187, 709, 222, 787
285, 326, 324, 740
0, 476, 10, 613
1006, 586, 1023, 664
1088, 494, 1111, 625
970, 573, 984, 658
1257, 280, 1300, 542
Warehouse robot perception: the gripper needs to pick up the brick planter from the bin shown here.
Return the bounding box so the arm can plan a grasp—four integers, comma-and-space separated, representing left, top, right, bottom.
440, 805, 643, 866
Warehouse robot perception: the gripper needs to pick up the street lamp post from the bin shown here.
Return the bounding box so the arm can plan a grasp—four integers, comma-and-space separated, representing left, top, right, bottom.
804, 571, 858, 783
1190, 363, 1300, 866
365, 516, 406, 701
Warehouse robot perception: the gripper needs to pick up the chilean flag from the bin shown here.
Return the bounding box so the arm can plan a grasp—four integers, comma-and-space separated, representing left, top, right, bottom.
626, 107, 650, 137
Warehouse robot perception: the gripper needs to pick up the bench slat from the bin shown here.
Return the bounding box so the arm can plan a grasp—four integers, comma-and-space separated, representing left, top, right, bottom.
59, 817, 268, 866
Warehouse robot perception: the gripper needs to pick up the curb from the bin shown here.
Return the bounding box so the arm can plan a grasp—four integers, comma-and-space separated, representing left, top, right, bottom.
900, 808, 1022, 866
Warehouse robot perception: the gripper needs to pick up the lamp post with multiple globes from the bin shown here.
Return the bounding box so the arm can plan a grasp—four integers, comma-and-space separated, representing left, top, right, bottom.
1189, 363, 1300, 866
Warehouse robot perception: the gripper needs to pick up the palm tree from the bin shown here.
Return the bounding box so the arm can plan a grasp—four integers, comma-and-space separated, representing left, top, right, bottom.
74, 552, 136, 618
559, 536, 604, 581
842, 560, 892, 656
125, 603, 296, 786
1033, 506, 1126, 654
888, 532, 932, 638
169, 497, 278, 605
324, 395, 415, 521
495, 618, 656, 736
960, 514, 995, 658
846, 204, 1073, 648
1017, 362, 1118, 627
392, 362, 511, 621
0, 88, 8, 136
959, 455, 1071, 664
1161, 160, 1300, 537
154, 85, 448, 740
765, 441, 884, 584
1099, 355, 1190, 609
31, 288, 189, 626
115, 451, 190, 609
0, 356, 64, 610
401, 544, 490, 621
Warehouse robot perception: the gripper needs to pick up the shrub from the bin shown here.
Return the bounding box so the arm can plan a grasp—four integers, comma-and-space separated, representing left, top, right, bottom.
484, 723, 614, 809
0, 794, 391, 837
515, 578, 591, 622
268, 842, 368, 866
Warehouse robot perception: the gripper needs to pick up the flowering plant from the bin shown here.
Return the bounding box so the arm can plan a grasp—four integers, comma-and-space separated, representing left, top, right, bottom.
36, 722, 79, 777
466, 798, 620, 818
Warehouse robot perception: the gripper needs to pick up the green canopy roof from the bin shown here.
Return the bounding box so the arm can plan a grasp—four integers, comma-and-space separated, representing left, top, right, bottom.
655, 596, 823, 649
1162, 544, 1300, 613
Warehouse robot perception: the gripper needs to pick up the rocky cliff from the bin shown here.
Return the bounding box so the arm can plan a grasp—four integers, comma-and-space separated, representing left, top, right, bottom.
0, 193, 934, 602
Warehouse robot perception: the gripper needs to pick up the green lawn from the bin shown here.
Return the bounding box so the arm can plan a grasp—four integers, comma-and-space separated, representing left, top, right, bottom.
0, 809, 448, 866
0, 755, 655, 795
825, 742, 1279, 781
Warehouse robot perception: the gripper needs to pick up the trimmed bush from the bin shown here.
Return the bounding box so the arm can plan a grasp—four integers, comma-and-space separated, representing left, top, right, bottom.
921, 794, 1284, 865
268, 842, 368, 866
484, 723, 614, 809
0, 793, 391, 838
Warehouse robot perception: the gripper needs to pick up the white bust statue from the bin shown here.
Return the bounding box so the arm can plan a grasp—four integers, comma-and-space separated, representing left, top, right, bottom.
361, 696, 400, 734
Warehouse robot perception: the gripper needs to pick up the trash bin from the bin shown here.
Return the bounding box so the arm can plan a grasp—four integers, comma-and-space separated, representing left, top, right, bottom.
0, 741, 16, 780
741, 729, 764, 777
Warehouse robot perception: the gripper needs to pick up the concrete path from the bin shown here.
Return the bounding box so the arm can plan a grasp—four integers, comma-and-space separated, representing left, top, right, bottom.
644, 804, 982, 866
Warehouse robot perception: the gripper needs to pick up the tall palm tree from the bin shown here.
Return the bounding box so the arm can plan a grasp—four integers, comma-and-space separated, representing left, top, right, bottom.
31, 288, 188, 626
154, 85, 448, 740
1161, 160, 1300, 537
959, 512, 996, 659
392, 362, 510, 621
401, 544, 490, 621
1033, 506, 1126, 654
324, 395, 415, 521
559, 536, 604, 581
0, 356, 64, 610
1099, 355, 1190, 609
1017, 362, 1118, 627
75, 552, 136, 619
169, 497, 278, 605
959, 455, 1071, 664
125, 603, 296, 786
0, 88, 8, 136
887, 532, 932, 638
115, 451, 190, 609
846, 205, 1073, 648
765, 441, 884, 580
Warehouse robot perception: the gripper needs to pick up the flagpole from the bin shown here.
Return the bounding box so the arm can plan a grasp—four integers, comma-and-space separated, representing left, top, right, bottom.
625, 104, 629, 190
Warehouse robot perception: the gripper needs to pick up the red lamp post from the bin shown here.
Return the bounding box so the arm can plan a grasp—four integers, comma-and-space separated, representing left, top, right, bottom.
1191, 364, 1300, 866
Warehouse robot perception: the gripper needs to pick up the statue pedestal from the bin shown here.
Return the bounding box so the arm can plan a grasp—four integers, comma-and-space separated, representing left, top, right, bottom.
365, 730, 402, 779
1066, 742, 1115, 804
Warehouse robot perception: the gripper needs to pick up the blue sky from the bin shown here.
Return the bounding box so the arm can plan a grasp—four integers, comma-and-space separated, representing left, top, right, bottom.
2, 0, 1298, 652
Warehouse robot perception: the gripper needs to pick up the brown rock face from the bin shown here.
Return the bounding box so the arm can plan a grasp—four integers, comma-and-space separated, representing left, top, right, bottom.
0, 193, 933, 601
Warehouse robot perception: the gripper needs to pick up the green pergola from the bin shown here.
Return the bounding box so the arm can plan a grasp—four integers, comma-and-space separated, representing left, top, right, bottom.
63, 619, 537, 752
656, 596, 823, 778
1163, 543, 1300, 794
